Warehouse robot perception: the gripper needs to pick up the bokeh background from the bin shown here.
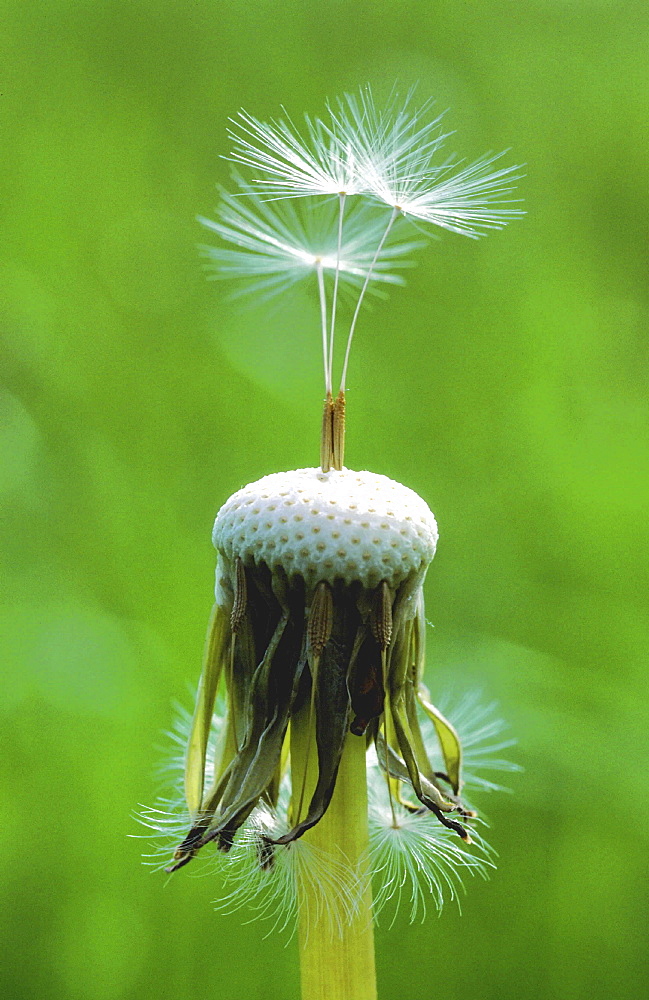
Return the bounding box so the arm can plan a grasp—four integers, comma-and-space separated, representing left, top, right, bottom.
1, 2, 648, 998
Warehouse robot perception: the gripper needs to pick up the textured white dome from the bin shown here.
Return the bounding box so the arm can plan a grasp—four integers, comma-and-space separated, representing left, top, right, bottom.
212, 468, 438, 590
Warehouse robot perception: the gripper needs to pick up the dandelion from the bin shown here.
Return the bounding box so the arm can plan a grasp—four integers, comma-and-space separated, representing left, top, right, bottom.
146, 86, 522, 1000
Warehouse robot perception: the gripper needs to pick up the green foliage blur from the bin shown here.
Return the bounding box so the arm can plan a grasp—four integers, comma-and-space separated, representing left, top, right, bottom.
1, 2, 647, 998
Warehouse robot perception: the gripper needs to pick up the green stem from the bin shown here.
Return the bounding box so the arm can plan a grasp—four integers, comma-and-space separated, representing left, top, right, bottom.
291, 714, 377, 1000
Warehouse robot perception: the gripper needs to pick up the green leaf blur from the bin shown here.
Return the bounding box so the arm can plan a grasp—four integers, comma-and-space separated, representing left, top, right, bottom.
1, 3, 647, 999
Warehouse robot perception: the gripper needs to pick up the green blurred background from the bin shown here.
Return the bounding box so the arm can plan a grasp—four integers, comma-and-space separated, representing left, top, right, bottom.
1, 2, 647, 998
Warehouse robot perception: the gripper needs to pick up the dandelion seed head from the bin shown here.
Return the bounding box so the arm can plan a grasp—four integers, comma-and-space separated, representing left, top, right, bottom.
212, 467, 438, 590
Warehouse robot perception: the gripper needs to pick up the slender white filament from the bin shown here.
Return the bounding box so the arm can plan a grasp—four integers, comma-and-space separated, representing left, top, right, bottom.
340, 207, 398, 392
327, 192, 346, 392
316, 263, 330, 394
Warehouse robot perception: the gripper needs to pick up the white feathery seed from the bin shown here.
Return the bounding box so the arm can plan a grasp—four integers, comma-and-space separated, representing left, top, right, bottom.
212, 467, 438, 590
202, 86, 523, 396
329, 88, 525, 237
220, 806, 364, 939
367, 789, 493, 923
226, 108, 364, 199
199, 182, 420, 297
435, 690, 523, 794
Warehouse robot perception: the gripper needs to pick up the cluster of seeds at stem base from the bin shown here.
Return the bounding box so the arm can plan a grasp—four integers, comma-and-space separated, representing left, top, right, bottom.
137, 688, 517, 927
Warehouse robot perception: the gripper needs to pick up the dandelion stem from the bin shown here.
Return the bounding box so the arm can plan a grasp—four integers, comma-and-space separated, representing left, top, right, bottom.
291, 715, 376, 1000
327, 192, 346, 391
339, 207, 398, 393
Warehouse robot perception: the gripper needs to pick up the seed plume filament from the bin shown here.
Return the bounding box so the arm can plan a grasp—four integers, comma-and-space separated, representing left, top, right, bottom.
327, 192, 347, 394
